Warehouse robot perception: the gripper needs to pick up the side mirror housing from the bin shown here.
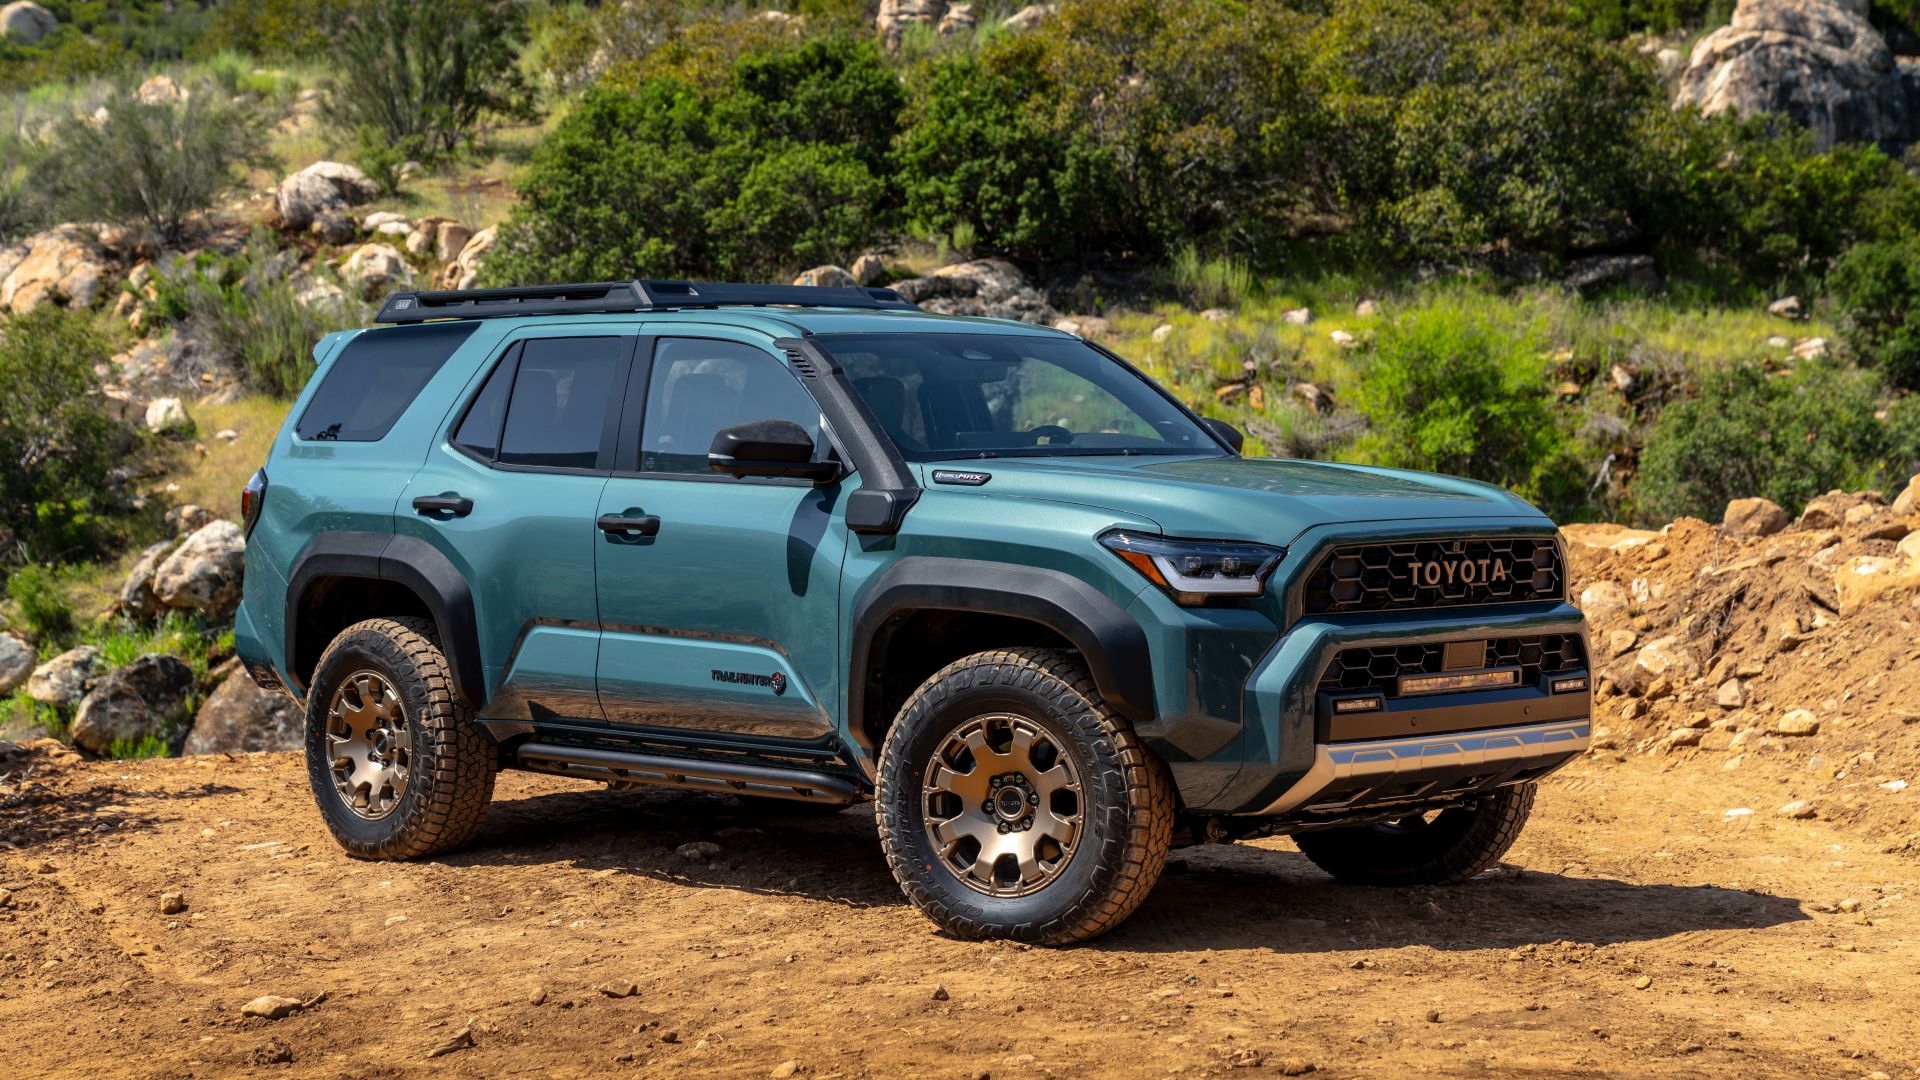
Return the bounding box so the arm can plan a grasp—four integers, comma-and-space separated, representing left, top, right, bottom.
709, 419, 839, 482
1201, 417, 1245, 454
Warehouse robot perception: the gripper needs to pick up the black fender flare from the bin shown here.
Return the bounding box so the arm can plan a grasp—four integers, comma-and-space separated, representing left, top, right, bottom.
285, 531, 486, 708
847, 557, 1155, 749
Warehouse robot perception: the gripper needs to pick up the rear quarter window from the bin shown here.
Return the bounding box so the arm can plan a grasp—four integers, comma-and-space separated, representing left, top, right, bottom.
296, 322, 479, 442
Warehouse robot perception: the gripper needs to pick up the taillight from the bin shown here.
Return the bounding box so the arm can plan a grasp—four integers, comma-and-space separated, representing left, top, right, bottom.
241, 469, 267, 538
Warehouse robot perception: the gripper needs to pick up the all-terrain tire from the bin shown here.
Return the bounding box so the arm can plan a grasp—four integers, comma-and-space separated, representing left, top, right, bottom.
876, 648, 1174, 946
305, 617, 496, 859
1292, 783, 1535, 886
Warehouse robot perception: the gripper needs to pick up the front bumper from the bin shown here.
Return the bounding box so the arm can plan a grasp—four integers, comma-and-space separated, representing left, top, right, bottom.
1254, 717, 1589, 816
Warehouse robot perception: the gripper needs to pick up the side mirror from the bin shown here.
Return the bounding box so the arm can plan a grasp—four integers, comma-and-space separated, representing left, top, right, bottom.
709, 419, 839, 482
1201, 417, 1244, 453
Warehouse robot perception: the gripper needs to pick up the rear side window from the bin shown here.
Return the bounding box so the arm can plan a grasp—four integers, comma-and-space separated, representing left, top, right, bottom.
452, 336, 628, 471
296, 322, 477, 442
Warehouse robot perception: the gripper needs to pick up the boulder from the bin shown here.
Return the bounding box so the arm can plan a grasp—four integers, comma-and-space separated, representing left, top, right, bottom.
362, 211, 408, 231
183, 671, 303, 755
877, 0, 946, 47
851, 253, 887, 286
437, 226, 495, 290
1281, 307, 1313, 326
1796, 489, 1869, 529
1722, 496, 1789, 537
164, 504, 217, 537
276, 162, 381, 232
0, 225, 110, 313
71, 654, 195, 756
340, 242, 411, 298
938, 3, 978, 35
1834, 553, 1920, 613
0, 632, 31, 696
144, 396, 192, 435
136, 75, 187, 105
309, 209, 357, 245
890, 258, 1056, 324
1674, 0, 1913, 151
1792, 336, 1829, 359
26, 645, 104, 707
0, 2, 57, 45
152, 520, 245, 620
1771, 708, 1821, 736
1767, 295, 1805, 319
1002, 3, 1056, 31
1578, 579, 1630, 614
434, 222, 472, 263
1620, 636, 1699, 696
118, 539, 178, 620
1890, 473, 1920, 516
792, 265, 858, 289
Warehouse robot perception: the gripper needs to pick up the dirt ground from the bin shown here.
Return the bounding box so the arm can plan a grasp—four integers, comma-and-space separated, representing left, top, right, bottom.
2, 742, 1915, 1079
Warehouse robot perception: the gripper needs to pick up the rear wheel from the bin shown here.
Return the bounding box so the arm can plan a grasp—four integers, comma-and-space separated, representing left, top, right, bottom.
876, 648, 1173, 945
304, 617, 495, 859
1292, 783, 1535, 886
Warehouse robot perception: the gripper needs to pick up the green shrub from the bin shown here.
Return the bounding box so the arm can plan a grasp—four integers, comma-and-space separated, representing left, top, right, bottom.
1345, 299, 1565, 500
1170, 246, 1254, 310
490, 35, 901, 284
6, 564, 73, 642
1633, 359, 1894, 523
1830, 239, 1920, 390
350, 124, 422, 198
1559, 0, 1721, 37
149, 232, 365, 397
321, 0, 534, 160
27, 86, 269, 246
0, 307, 123, 561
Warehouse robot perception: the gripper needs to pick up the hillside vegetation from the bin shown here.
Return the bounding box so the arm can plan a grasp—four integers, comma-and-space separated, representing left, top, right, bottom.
1, 0, 1919, 755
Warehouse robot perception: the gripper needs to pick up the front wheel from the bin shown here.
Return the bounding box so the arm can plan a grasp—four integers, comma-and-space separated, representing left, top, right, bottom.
876, 648, 1174, 945
1292, 783, 1535, 886
304, 617, 496, 859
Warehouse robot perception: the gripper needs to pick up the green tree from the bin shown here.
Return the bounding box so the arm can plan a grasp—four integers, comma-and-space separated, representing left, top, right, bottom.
28, 87, 269, 246
1831, 238, 1920, 390
320, 0, 533, 160
0, 307, 124, 562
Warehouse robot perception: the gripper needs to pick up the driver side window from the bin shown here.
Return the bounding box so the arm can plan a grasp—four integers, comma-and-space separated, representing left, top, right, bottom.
639, 339, 824, 476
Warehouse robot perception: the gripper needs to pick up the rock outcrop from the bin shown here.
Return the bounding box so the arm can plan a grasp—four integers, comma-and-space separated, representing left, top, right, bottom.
26, 645, 105, 708
890, 258, 1057, 324
1675, 0, 1915, 150
0, 2, 57, 45
438, 227, 496, 290
0, 225, 111, 313
792, 265, 858, 288
183, 670, 303, 755
276, 162, 381, 232
151, 520, 245, 621
71, 654, 195, 756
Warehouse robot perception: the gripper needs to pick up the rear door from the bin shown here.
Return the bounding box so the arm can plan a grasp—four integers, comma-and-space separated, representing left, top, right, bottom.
396, 326, 638, 722
593, 333, 848, 744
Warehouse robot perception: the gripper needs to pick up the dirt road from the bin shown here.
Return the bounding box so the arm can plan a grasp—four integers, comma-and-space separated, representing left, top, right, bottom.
1, 746, 1914, 1078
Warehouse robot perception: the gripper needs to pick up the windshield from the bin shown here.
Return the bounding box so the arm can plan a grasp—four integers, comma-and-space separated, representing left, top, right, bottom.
817, 332, 1225, 461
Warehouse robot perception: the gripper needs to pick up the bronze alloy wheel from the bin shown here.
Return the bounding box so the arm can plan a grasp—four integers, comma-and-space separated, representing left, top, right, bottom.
921, 712, 1084, 897
326, 669, 413, 820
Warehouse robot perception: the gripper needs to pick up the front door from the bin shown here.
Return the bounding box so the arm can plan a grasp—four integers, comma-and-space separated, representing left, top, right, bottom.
398, 328, 637, 723
594, 334, 846, 743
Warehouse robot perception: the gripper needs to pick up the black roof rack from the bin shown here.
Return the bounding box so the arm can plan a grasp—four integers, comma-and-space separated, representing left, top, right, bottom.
371, 278, 919, 324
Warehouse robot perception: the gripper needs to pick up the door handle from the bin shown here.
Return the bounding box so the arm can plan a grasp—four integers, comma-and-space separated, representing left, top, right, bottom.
597, 511, 661, 536
412, 493, 473, 517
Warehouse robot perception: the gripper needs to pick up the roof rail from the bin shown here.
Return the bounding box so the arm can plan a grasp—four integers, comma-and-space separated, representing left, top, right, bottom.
372, 278, 919, 324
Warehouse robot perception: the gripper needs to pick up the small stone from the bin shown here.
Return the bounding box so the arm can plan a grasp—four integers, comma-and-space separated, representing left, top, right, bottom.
246, 1039, 295, 1066
426, 1027, 475, 1058
159, 891, 186, 915
1666, 727, 1704, 748
1424, 1009, 1442, 1023
1150, 323, 1174, 344
770, 1061, 800, 1079
1722, 497, 1788, 538
599, 980, 638, 998
1767, 295, 1804, 320
528, 986, 547, 1005
1716, 680, 1746, 709
676, 841, 722, 861
1607, 629, 1638, 657
1632, 975, 1652, 990
241, 995, 305, 1020
1280, 307, 1313, 326
1354, 299, 1380, 317
214, 428, 239, 441
1724, 807, 1754, 819
1776, 800, 1816, 819
1329, 330, 1357, 348
1278, 1061, 1316, 1077
931, 984, 950, 1001
1838, 898, 1861, 913
1772, 710, 1820, 736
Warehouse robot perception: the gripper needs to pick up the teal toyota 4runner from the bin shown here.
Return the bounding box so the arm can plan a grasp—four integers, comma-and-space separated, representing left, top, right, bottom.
234, 279, 1591, 945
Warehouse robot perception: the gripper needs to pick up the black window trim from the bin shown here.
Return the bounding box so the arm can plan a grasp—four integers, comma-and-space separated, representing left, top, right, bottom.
443, 331, 639, 477
608, 333, 842, 489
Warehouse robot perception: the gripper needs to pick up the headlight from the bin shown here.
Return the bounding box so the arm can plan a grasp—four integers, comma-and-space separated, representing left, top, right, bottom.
1100, 530, 1283, 605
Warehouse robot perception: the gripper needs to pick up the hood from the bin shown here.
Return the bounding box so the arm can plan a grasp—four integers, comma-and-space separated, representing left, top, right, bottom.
918, 455, 1548, 546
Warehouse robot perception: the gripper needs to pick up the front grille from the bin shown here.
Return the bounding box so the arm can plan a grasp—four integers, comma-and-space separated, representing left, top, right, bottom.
1319, 634, 1587, 699
1301, 536, 1563, 614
